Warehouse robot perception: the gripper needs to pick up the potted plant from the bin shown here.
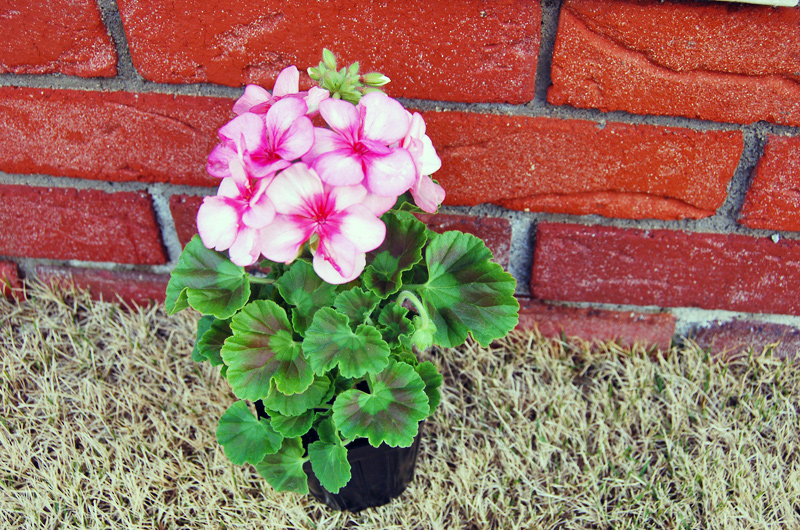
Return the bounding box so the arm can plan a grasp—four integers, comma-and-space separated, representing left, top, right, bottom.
165, 50, 519, 512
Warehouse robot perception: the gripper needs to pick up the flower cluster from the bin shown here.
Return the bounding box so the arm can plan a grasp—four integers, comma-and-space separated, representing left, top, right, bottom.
197, 65, 444, 284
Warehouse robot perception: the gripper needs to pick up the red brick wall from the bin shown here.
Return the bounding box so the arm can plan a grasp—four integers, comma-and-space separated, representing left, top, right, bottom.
2, 0, 799, 352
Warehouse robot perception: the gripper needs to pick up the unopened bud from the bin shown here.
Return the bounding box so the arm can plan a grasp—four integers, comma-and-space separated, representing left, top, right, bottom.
322, 48, 337, 70
361, 72, 390, 87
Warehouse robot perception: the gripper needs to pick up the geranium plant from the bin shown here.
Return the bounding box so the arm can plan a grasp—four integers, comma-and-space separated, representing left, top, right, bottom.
166, 50, 519, 498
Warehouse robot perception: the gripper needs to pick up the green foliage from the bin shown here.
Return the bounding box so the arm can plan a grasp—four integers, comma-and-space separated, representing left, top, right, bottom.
263, 376, 331, 417
216, 401, 282, 465
364, 212, 428, 298
166, 235, 250, 319
255, 437, 309, 494
269, 409, 316, 438
276, 260, 338, 336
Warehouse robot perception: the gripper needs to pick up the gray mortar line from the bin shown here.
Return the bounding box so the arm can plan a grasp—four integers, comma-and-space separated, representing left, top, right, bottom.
147, 184, 184, 265
532, 0, 564, 106
96, 0, 140, 81
715, 125, 766, 225
4, 255, 174, 279
0, 171, 149, 192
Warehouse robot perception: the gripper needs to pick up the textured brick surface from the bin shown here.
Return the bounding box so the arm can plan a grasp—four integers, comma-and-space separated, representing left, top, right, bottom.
0, 87, 230, 186
0, 0, 117, 77
170, 194, 205, 247
692, 320, 800, 361
739, 135, 800, 232
37, 266, 169, 306
116, 0, 539, 103
425, 112, 742, 220
549, 0, 800, 126
0, 261, 22, 299
517, 299, 675, 350
532, 223, 800, 316
0, 184, 166, 265
416, 213, 512, 268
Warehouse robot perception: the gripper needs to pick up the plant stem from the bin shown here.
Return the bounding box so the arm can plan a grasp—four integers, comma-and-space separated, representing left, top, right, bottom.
396, 291, 431, 328
248, 276, 274, 285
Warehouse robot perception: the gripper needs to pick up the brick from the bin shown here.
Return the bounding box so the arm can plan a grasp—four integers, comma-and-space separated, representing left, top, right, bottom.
415, 213, 511, 268
0, 87, 230, 186
115, 0, 539, 104
0, 260, 23, 299
532, 223, 800, 316
0, 0, 116, 77
516, 298, 675, 351
36, 266, 169, 307
548, 0, 800, 126
691, 320, 800, 362
169, 194, 205, 248
425, 111, 742, 220
739, 135, 800, 232
0, 184, 166, 265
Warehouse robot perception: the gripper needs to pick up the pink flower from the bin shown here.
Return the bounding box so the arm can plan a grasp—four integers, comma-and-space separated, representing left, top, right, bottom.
196, 160, 276, 267
402, 112, 445, 213
260, 163, 386, 284
233, 66, 329, 116
303, 92, 416, 198
207, 98, 315, 180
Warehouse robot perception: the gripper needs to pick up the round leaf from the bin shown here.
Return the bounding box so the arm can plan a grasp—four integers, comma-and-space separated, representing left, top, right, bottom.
332, 360, 429, 447
195, 317, 231, 367
415, 361, 443, 413
255, 437, 309, 494
308, 440, 351, 494
276, 260, 338, 335
166, 235, 251, 319
334, 288, 381, 327
363, 212, 428, 298
417, 231, 519, 347
222, 300, 313, 400
303, 308, 390, 378
270, 409, 315, 438
216, 400, 283, 465
264, 376, 330, 416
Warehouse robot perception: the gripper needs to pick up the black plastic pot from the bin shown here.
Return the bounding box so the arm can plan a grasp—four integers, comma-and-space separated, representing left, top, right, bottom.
255, 400, 422, 512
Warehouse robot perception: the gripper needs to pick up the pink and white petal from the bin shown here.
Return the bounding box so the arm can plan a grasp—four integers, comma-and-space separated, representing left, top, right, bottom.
265, 97, 309, 144
326, 183, 368, 212
272, 66, 300, 97
358, 138, 392, 156
266, 163, 324, 215
247, 156, 291, 178
218, 113, 266, 154
405, 112, 426, 140
359, 191, 397, 216
338, 205, 386, 252
313, 236, 362, 284
233, 85, 272, 115
319, 98, 360, 141
274, 115, 314, 160
360, 92, 410, 145
259, 215, 313, 263
228, 227, 261, 267
242, 194, 275, 229
417, 133, 442, 175
197, 197, 240, 251
312, 150, 365, 187
411, 175, 446, 213
363, 148, 416, 197
217, 175, 245, 199
207, 145, 235, 179
304, 87, 330, 115
302, 128, 351, 164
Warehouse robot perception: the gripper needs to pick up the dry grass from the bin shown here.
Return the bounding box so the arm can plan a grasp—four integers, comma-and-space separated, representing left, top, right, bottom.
1, 281, 799, 529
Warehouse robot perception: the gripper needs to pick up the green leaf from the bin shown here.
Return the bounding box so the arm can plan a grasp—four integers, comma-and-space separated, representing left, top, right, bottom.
416, 231, 519, 347
196, 318, 231, 367
364, 213, 428, 298
216, 401, 282, 465
276, 260, 338, 336
308, 440, 351, 494
334, 288, 381, 327
415, 361, 443, 413
255, 437, 309, 494
222, 300, 313, 400
264, 376, 330, 416
192, 315, 215, 362
166, 235, 251, 318
333, 360, 429, 447
378, 303, 414, 350
270, 409, 315, 438
303, 308, 390, 378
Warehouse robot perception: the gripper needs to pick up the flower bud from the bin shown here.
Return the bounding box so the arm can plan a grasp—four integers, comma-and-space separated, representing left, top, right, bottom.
322, 48, 337, 70
361, 72, 390, 87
